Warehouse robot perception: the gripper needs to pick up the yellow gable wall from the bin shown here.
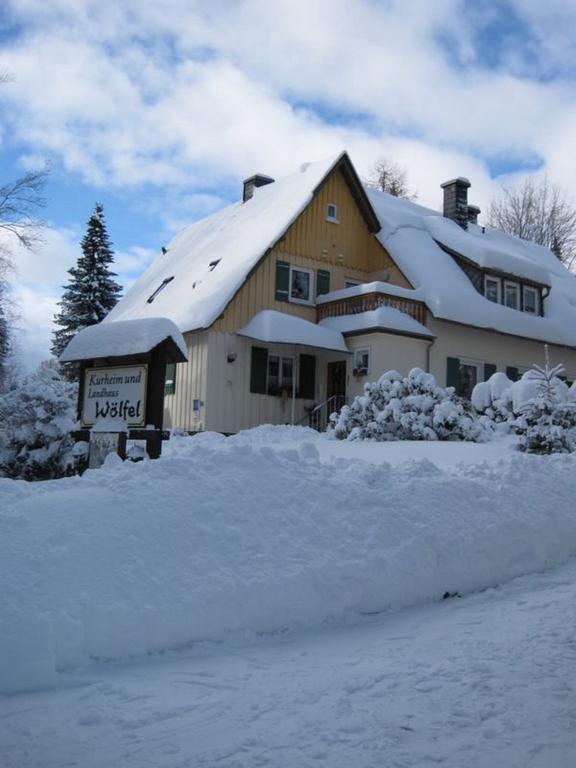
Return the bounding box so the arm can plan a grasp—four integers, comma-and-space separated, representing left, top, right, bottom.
212, 167, 411, 333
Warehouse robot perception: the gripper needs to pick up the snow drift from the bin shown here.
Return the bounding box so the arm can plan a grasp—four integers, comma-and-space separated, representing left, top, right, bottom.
2, 428, 576, 694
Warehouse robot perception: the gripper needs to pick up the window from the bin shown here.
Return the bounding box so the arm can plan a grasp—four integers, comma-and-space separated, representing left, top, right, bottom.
457, 360, 481, 398
164, 363, 176, 395
447, 357, 488, 399
353, 348, 370, 376
484, 276, 501, 304
523, 285, 540, 315
504, 281, 520, 310
147, 276, 174, 304
208, 259, 220, 271
326, 203, 339, 223
267, 355, 294, 395
290, 266, 313, 304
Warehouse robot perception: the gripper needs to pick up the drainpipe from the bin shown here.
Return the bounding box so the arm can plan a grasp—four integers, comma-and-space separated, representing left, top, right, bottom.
291, 356, 296, 425
426, 337, 436, 374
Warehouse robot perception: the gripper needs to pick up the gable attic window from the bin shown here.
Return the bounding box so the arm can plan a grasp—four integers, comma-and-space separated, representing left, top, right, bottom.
147, 276, 174, 304
504, 281, 520, 310
523, 285, 540, 314
326, 203, 339, 223
484, 275, 501, 304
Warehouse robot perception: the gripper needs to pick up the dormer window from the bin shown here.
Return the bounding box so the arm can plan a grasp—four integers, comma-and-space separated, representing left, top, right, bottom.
326, 203, 339, 223
504, 281, 520, 310
523, 285, 540, 315
484, 276, 501, 303
147, 276, 174, 304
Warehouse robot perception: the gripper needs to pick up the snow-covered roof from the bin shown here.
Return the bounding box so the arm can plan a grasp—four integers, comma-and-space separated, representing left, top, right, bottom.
367, 189, 576, 348
316, 280, 425, 305
105, 153, 351, 333
238, 310, 349, 352
60, 318, 188, 362
320, 307, 434, 338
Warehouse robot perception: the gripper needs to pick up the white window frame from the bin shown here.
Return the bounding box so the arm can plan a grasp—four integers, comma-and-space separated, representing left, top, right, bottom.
267, 354, 295, 396
326, 203, 339, 223
523, 285, 540, 315
504, 280, 520, 310
353, 347, 370, 376
289, 265, 314, 305
484, 275, 501, 304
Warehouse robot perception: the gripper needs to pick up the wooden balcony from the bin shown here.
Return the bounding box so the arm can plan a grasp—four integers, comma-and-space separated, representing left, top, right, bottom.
316, 290, 428, 326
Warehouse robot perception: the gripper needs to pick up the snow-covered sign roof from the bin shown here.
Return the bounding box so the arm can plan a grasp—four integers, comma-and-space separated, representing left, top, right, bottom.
320, 307, 434, 338
105, 153, 369, 333
238, 310, 349, 352
367, 189, 576, 348
60, 318, 188, 362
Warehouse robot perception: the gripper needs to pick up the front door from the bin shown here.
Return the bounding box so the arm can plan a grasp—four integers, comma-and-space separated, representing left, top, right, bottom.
327, 361, 347, 413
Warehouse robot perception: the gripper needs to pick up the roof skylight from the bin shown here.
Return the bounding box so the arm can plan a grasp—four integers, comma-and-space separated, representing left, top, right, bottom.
147, 276, 174, 304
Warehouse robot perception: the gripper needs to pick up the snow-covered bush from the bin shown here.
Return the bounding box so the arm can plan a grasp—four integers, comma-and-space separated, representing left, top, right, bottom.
472, 349, 576, 452
329, 368, 485, 442
0, 360, 86, 480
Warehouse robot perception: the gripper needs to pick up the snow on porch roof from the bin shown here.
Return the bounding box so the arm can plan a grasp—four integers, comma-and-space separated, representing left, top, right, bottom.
60, 317, 188, 362
319, 306, 435, 339
238, 310, 349, 353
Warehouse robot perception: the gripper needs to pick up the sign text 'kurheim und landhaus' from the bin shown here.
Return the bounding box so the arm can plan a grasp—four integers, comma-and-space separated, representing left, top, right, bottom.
82, 365, 148, 427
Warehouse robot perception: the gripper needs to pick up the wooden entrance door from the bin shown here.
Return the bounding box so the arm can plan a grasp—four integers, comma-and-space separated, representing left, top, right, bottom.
327, 361, 347, 412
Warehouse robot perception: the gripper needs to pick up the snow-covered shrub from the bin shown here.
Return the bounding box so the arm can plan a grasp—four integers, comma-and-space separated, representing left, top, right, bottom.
472, 372, 516, 425
0, 360, 86, 480
518, 353, 576, 454
329, 368, 485, 442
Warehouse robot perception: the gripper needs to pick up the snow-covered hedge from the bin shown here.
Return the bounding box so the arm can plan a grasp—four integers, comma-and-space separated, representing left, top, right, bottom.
472, 352, 576, 453
330, 368, 484, 442
0, 360, 85, 480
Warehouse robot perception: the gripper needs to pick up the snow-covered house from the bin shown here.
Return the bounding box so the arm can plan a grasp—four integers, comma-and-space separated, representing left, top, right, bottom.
105, 152, 576, 433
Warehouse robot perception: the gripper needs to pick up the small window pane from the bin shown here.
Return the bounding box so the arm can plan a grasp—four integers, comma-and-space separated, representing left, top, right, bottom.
485, 279, 500, 303
281, 357, 293, 390
524, 287, 538, 314
268, 355, 280, 393
504, 282, 519, 309
458, 363, 479, 398
291, 269, 311, 301
327, 203, 338, 221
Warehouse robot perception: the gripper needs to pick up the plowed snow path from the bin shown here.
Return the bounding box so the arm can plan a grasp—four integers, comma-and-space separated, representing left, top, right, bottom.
3, 558, 576, 768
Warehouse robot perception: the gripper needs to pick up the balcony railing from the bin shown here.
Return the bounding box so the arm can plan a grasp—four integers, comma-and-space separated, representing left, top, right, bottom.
317, 290, 427, 326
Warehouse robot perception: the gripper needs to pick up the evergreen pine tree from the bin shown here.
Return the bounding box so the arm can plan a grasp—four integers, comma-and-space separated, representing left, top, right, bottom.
52, 203, 122, 379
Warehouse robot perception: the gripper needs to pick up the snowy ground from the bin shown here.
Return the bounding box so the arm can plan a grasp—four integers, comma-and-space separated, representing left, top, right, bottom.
3, 427, 576, 766
3, 556, 576, 768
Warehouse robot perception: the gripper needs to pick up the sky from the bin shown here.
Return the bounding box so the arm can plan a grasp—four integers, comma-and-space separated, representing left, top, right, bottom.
1, 0, 576, 371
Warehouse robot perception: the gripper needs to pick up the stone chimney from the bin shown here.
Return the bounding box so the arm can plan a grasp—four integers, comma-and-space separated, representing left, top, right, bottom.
440, 177, 471, 229
242, 173, 275, 202
467, 204, 481, 226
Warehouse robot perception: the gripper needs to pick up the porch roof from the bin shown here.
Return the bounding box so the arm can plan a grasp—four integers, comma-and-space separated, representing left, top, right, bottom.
238, 310, 349, 353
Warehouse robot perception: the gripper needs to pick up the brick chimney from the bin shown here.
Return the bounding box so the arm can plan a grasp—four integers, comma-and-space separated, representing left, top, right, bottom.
467, 204, 481, 226
243, 173, 275, 202
440, 177, 471, 229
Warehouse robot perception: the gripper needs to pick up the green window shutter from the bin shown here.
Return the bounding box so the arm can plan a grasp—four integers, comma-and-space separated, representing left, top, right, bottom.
299, 354, 316, 400
483, 363, 497, 381
316, 269, 331, 297
446, 357, 461, 389
275, 261, 290, 301
506, 366, 520, 382
250, 346, 268, 394
164, 362, 176, 395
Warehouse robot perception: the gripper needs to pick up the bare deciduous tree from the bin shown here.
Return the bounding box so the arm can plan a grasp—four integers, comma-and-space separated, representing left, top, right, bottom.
366, 157, 416, 200
488, 177, 576, 268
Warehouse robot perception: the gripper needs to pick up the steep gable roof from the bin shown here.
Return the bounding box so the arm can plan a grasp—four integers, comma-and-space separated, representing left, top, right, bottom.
106, 152, 376, 333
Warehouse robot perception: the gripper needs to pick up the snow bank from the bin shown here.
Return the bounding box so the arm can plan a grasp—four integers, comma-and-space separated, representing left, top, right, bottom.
3, 430, 576, 693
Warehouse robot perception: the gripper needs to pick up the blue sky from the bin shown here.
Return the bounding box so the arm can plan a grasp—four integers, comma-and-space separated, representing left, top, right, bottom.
1, 0, 575, 370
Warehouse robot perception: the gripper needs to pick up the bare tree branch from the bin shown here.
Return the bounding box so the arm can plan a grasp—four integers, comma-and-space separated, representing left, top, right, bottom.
0, 167, 49, 251
489, 177, 576, 268
365, 157, 417, 200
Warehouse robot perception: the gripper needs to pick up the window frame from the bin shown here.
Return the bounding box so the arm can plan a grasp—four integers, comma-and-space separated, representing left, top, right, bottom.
484, 275, 502, 304
503, 280, 520, 310
353, 347, 371, 377
523, 285, 540, 315
457, 357, 484, 399
267, 354, 295, 396
326, 203, 339, 223
289, 265, 314, 305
